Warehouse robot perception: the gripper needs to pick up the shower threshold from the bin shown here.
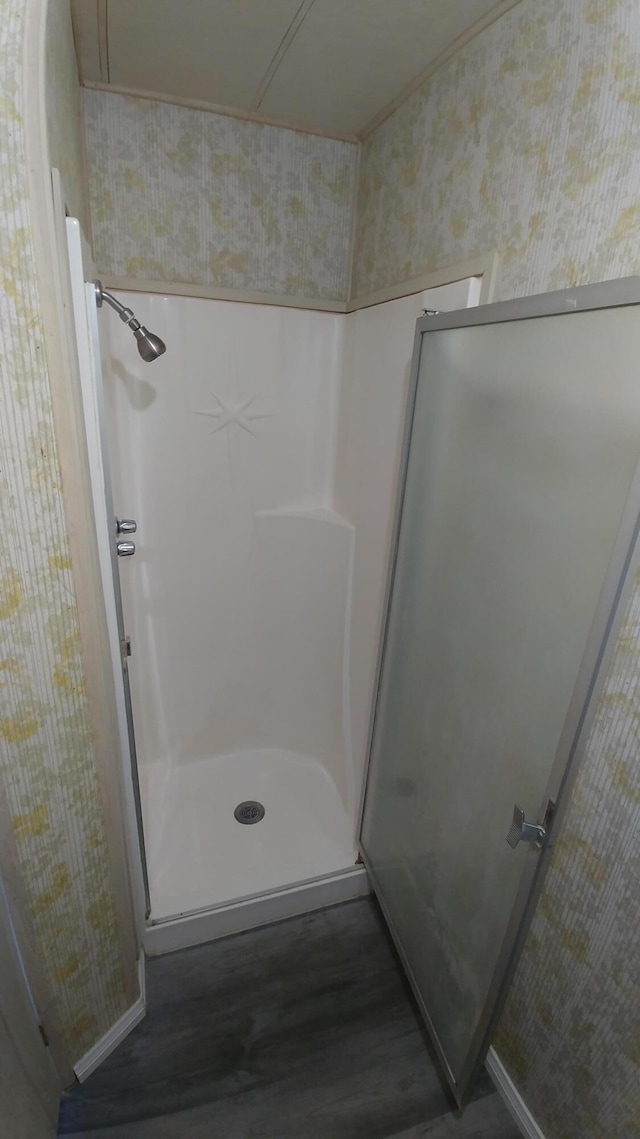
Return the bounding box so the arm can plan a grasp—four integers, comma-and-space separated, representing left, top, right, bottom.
143, 864, 369, 954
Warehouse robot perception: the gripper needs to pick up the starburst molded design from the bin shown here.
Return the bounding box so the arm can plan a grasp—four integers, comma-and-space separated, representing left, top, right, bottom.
194, 392, 270, 437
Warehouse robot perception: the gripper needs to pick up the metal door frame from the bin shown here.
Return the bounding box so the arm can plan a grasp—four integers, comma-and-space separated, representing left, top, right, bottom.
357, 276, 640, 1103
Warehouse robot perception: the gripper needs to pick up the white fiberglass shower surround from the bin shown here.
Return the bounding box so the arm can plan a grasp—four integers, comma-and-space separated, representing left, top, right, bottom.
67, 214, 482, 947
106, 296, 358, 925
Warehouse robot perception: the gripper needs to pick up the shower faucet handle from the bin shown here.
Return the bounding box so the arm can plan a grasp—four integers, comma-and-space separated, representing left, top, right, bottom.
117, 541, 136, 557
116, 518, 137, 534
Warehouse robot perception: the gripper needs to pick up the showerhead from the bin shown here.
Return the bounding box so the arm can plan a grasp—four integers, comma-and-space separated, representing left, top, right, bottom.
94, 281, 167, 362
133, 326, 167, 362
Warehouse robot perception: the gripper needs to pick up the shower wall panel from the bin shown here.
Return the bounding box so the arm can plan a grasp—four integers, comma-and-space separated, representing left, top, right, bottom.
334, 279, 480, 804
102, 292, 349, 773
217, 509, 355, 809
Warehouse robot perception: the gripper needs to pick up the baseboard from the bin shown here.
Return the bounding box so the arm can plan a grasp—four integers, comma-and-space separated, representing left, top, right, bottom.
144, 866, 370, 955
486, 1047, 547, 1139
73, 955, 146, 1082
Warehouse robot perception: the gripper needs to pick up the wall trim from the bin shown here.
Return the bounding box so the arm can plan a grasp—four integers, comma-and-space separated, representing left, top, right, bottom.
82, 80, 360, 144
64, 208, 148, 945
96, 0, 108, 84
358, 0, 525, 140
347, 252, 499, 311
74, 955, 146, 1083
346, 139, 362, 305
251, 0, 315, 113
101, 254, 499, 315
100, 275, 349, 313
486, 1047, 547, 1139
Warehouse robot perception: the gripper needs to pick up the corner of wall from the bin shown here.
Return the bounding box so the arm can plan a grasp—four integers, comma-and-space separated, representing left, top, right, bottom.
346, 138, 362, 306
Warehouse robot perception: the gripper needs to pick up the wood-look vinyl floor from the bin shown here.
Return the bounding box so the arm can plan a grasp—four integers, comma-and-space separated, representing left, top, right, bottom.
58, 898, 520, 1139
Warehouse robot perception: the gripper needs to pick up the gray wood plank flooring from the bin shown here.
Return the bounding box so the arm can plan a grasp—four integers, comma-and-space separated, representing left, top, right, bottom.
387, 1095, 521, 1138
58, 898, 520, 1139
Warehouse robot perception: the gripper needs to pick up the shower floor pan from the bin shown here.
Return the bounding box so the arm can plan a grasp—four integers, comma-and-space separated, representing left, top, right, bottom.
140, 749, 358, 922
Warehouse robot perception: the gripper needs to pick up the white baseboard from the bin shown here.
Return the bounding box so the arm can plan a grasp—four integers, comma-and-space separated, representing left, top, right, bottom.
486, 1047, 547, 1139
73, 954, 146, 1082
144, 866, 370, 955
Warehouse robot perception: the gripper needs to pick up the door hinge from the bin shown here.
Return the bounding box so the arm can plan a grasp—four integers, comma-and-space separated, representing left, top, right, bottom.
542, 797, 557, 835
38, 1023, 50, 1048
120, 635, 132, 662
506, 799, 556, 850
507, 805, 545, 848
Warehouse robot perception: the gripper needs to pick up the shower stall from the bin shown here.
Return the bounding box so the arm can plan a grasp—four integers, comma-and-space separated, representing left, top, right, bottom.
66, 214, 479, 946
68, 211, 640, 1100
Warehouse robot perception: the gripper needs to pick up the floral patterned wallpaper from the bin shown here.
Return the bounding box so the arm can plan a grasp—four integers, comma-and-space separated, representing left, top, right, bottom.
0, 0, 129, 1060
84, 89, 358, 302
352, 1, 640, 1135
352, 0, 640, 304
497, 573, 640, 1137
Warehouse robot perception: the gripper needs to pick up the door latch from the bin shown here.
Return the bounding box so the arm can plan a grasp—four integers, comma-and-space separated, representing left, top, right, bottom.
120, 635, 131, 662
506, 804, 546, 849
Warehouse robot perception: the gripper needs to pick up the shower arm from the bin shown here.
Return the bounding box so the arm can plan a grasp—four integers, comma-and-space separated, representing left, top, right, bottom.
94, 280, 143, 332
93, 280, 167, 362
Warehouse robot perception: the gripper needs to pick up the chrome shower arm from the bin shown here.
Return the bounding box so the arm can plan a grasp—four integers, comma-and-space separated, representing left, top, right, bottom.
95, 280, 142, 332
93, 279, 167, 362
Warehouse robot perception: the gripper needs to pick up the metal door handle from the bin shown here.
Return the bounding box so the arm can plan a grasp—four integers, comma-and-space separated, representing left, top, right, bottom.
506, 805, 546, 849
116, 518, 137, 534
117, 540, 135, 557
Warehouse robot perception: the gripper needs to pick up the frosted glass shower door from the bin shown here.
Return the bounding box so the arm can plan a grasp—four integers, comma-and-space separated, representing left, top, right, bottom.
359, 279, 640, 1103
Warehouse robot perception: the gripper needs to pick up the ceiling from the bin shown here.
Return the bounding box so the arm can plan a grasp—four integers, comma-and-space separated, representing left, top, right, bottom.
71, 0, 517, 139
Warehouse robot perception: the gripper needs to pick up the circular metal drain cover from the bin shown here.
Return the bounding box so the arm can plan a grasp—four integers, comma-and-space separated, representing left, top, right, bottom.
234, 800, 265, 825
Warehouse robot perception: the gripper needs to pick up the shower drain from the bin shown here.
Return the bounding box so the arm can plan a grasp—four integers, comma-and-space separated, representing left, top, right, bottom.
234, 800, 266, 825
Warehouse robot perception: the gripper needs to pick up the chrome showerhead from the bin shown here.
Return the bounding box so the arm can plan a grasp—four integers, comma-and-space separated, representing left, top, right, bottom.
133, 326, 167, 362
94, 280, 167, 362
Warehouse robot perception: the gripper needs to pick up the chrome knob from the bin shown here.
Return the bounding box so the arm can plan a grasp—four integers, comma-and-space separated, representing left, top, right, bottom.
117, 540, 135, 557
116, 518, 137, 534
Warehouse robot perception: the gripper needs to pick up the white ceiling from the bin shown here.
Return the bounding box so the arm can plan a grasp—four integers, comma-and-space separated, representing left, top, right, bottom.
71, 0, 517, 139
